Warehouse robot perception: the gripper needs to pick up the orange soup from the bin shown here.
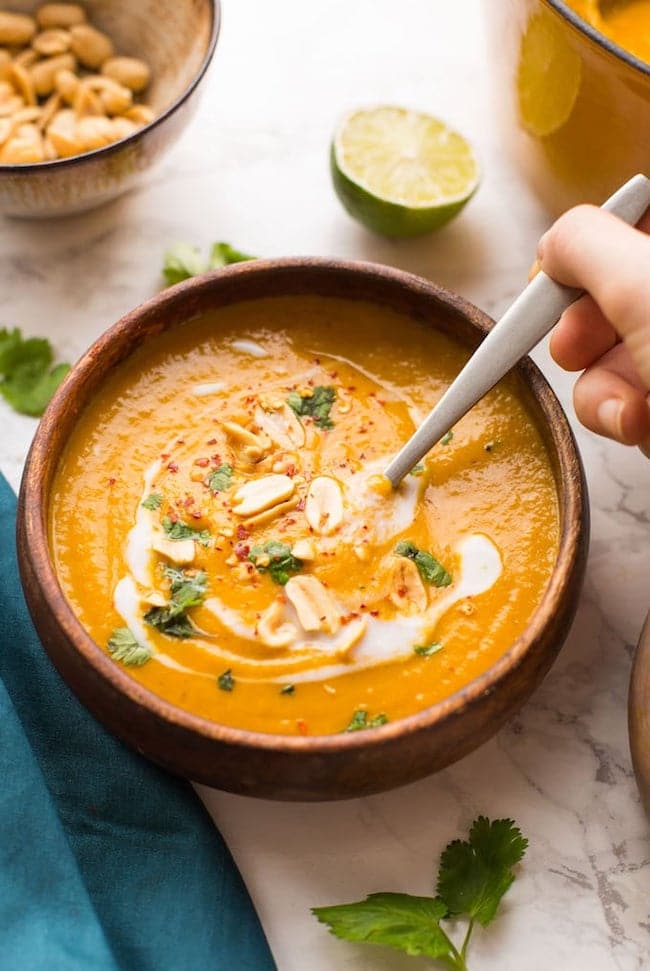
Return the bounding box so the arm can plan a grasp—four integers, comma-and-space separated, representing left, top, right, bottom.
567, 0, 650, 64
50, 296, 560, 736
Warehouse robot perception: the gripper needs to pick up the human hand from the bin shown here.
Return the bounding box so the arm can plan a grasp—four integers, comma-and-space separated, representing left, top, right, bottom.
537, 205, 650, 456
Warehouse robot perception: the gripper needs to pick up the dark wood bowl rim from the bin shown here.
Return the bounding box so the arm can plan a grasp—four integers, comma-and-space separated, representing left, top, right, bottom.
0, 0, 221, 174
21, 257, 585, 756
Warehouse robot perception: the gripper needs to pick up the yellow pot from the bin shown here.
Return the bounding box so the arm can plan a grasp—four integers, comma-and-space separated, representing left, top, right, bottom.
485, 0, 650, 214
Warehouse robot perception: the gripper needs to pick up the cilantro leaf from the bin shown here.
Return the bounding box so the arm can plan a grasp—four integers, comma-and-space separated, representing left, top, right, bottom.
436, 817, 528, 927
144, 567, 207, 639
395, 541, 452, 587
440, 430, 454, 446
414, 642, 443, 657
0, 327, 70, 417
312, 893, 452, 960
107, 628, 152, 666
208, 464, 233, 493
210, 242, 256, 268
410, 463, 425, 476
162, 243, 207, 285
141, 492, 163, 511
163, 241, 256, 286
249, 541, 302, 585
162, 516, 212, 547
287, 385, 336, 430
280, 684, 295, 695
218, 668, 235, 691
345, 710, 388, 732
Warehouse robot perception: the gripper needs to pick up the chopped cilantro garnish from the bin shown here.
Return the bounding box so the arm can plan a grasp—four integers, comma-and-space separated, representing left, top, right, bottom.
395, 541, 452, 587
287, 385, 336, 430
218, 668, 235, 692
107, 628, 152, 666
163, 241, 255, 286
440, 430, 454, 446
162, 516, 212, 547
280, 684, 296, 695
144, 567, 207, 639
141, 492, 163, 511
414, 642, 443, 657
312, 816, 528, 968
410, 463, 425, 476
345, 710, 388, 732
249, 541, 303, 585
0, 327, 69, 417
208, 464, 233, 493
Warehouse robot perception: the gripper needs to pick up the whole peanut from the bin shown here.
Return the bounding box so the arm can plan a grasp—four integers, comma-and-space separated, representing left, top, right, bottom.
31, 53, 76, 97
0, 12, 37, 47
32, 28, 72, 56
36, 4, 86, 30
69, 23, 113, 69
101, 56, 150, 94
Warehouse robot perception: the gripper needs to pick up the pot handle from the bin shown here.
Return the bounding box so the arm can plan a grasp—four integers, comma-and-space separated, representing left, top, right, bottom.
629, 611, 650, 816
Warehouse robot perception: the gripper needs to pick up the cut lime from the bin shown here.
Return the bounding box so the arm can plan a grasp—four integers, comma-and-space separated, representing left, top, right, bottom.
517, 10, 582, 138
331, 106, 480, 238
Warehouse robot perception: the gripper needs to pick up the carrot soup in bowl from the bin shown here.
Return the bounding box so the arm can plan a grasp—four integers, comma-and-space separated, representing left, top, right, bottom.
18, 260, 588, 799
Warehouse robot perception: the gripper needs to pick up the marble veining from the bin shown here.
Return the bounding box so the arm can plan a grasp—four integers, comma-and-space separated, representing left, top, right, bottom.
2, 1, 649, 968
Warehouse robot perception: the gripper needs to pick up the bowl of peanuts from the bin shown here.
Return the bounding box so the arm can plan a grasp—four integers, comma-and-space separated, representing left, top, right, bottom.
0, 1, 219, 217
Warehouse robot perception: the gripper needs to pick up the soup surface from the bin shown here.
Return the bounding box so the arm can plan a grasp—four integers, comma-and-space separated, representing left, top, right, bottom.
567, 0, 650, 64
50, 296, 560, 736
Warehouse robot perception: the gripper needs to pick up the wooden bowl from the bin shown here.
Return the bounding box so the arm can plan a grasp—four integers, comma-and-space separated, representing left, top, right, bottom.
629, 613, 650, 815
0, 0, 219, 217
17, 259, 589, 800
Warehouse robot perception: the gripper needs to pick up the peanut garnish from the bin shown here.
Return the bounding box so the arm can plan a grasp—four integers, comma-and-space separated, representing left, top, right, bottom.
257, 600, 298, 648
285, 575, 341, 634
232, 474, 295, 518
151, 536, 195, 566
335, 616, 368, 657
388, 557, 427, 614
305, 476, 343, 535
254, 403, 305, 449
292, 539, 316, 560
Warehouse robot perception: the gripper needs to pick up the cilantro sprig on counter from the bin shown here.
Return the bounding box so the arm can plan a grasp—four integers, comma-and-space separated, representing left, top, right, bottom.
144, 566, 207, 639
249, 540, 303, 585
162, 241, 256, 286
287, 385, 336, 430
0, 327, 70, 417
313, 816, 528, 969
395, 540, 452, 588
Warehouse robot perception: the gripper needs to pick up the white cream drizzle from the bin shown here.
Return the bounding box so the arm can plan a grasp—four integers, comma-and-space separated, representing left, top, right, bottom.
231, 339, 268, 358
191, 381, 226, 396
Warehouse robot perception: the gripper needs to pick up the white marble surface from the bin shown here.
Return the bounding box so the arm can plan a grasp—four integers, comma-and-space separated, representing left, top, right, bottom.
2, 0, 650, 968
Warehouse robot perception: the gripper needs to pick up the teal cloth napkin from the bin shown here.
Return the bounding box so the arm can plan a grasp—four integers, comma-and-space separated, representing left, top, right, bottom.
0, 473, 276, 971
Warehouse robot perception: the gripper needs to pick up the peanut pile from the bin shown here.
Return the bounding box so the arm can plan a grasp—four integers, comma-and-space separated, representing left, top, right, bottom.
0, 4, 155, 163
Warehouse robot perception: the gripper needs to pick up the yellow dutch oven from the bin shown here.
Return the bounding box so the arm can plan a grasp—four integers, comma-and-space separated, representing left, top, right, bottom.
485, 0, 650, 213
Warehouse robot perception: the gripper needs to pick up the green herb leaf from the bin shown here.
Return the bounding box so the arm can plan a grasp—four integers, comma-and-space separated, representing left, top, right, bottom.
249, 541, 302, 585
410, 463, 425, 476
141, 492, 163, 511
218, 668, 235, 692
162, 243, 207, 285
436, 817, 528, 927
440, 430, 454, 446
144, 567, 207, 639
287, 385, 336, 430
280, 684, 295, 695
312, 893, 452, 960
210, 242, 256, 268
345, 710, 388, 732
208, 464, 233, 493
162, 516, 212, 547
414, 642, 443, 657
395, 541, 452, 587
0, 327, 70, 417
107, 627, 152, 666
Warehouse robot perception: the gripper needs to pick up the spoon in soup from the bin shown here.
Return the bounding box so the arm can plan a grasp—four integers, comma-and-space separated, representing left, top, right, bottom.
384, 173, 650, 489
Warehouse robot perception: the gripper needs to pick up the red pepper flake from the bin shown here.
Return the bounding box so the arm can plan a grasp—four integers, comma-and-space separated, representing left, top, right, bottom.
378, 398, 386, 406
168, 512, 179, 523
194, 457, 210, 468
183, 496, 195, 507
235, 542, 250, 561
160, 453, 170, 461
286, 464, 297, 477
358, 426, 368, 434
107, 477, 116, 486
296, 498, 306, 512
370, 610, 379, 617
211, 454, 222, 464
207, 438, 218, 445
236, 524, 250, 540
397, 586, 407, 598
347, 385, 357, 392
359, 603, 367, 610
285, 517, 296, 525
176, 438, 185, 445
297, 719, 309, 736
167, 462, 179, 473
191, 510, 203, 520
329, 370, 338, 379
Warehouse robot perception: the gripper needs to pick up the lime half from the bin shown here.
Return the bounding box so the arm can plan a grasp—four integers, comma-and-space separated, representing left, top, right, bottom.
331, 106, 480, 238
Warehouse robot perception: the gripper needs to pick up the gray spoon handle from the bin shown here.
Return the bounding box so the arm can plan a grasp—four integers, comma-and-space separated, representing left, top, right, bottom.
384, 173, 650, 488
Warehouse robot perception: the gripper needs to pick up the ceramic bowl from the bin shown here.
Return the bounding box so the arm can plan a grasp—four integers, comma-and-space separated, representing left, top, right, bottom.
485, 0, 650, 215
0, 0, 219, 218
17, 259, 589, 800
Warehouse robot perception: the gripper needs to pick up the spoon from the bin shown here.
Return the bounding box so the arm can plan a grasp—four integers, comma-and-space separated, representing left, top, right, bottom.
384, 173, 650, 489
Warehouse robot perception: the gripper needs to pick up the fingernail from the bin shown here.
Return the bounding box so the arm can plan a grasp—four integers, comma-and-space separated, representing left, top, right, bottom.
597, 398, 624, 439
